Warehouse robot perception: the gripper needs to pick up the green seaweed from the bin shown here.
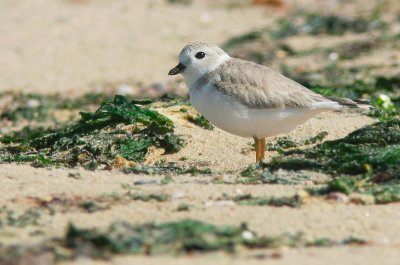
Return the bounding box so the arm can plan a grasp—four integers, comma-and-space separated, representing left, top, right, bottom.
268, 119, 400, 176
307, 175, 400, 204
0, 93, 55, 122
154, 93, 191, 108
238, 164, 265, 184
304, 14, 386, 35
0, 92, 110, 122
261, 171, 312, 185
271, 13, 386, 39
0, 219, 368, 261
117, 139, 152, 162
177, 203, 192, 211
266, 137, 298, 151
238, 164, 313, 185
270, 18, 299, 39
372, 185, 400, 204
238, 118, 400, 203
225, 194, 302, 208
61, 219, 365, 258
79, 201, 110, 213
262, 119, 400, 204
158, 134, 186, 153
223, 31, 264, 50
308, 177, 364, 195
31, 95, 174, 149
0, 95, 185, 169
288, 36, 393, 60
123, 162, 212, 176
330, 40, 377, 60
266, 132, 328, 153
129, 193, 170, 202
187, 114, 214, 130
0, 207, 41, 228
160, 175, 175, 185
166, 0, 192, 5
0, 126, 54, 144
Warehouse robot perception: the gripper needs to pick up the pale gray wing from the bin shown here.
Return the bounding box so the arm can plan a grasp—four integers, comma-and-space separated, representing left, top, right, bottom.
210, 58, 336, 110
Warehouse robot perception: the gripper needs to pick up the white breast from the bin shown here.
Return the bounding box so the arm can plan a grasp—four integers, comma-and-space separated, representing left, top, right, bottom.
189, 83, 325, 139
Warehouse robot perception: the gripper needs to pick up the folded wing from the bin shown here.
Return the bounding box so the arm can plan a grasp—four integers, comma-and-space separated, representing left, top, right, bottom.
210, 58, 371, 110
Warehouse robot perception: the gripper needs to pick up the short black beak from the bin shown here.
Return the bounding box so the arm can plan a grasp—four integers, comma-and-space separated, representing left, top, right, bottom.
168, 63, 186, 75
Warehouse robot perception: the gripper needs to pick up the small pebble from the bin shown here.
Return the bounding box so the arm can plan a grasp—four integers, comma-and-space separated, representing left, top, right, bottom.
327, 192, 349, 203
117, 84, 135, 96
26, 99, 40, 108
329, 52, 338, 61
235, 189, 243, 194
172, 191, 185, 200
242, 230, 254, 240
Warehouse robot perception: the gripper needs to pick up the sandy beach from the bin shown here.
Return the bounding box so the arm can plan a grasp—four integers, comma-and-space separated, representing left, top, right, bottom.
0, 0, 399, 264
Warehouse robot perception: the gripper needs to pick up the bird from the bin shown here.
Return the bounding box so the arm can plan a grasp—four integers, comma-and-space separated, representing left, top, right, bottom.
168, 42, 371, 163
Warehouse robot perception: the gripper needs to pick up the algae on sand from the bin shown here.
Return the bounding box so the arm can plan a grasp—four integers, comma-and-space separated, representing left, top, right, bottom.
0, 219, 366, 262
271, 13, 386, 40
264, 119, 400, 204
267, 119, 400, 177
187, 113, 214, 130
61, 219, 365, 258
0, 95, 185, 169
307, 176, 400, 204
0, 206, 41, 228
222, 193, 303, 208
225, 12, 386, 43
0, 92, 110, 122
237, 118, 400, 204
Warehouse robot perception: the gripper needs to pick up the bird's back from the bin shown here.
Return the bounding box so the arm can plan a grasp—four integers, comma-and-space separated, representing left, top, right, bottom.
206, 58, 370, 110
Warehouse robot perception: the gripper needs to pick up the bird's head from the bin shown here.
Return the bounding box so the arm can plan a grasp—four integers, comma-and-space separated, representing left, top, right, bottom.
168, 42, 230, 84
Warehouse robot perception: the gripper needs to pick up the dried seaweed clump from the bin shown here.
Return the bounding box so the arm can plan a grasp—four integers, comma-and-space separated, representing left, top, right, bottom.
62, 219, 364, 258
248, 119, 400, 204
307, 175, 400, 204
0, 95, 185, 170
0, 219, 366, 262
268, 119, 400, 178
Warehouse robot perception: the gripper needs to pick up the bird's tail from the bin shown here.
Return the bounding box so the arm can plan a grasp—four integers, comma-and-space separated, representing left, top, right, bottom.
324, 96, 373, 110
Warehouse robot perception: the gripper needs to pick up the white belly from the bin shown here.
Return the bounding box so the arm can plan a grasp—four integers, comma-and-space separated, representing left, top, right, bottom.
189, 84, 324, 139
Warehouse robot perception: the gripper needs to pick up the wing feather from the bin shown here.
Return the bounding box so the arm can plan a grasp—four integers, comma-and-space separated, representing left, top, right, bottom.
205, 58, 334, 109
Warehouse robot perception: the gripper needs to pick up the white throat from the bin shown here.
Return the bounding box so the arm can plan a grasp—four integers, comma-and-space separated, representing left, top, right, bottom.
183, 54, 231, 87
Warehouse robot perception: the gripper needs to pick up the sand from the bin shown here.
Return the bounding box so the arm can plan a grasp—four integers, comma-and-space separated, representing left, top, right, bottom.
0, 0, 399, 264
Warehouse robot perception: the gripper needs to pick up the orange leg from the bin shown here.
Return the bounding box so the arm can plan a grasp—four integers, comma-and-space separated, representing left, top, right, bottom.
260, 138, 266, 161
254, 138, 266, 163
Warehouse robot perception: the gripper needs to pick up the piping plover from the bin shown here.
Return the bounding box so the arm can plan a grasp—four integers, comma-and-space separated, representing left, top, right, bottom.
168, 42, 371, 163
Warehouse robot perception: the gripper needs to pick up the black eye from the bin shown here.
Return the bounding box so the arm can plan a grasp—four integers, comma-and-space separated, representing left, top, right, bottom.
195, 52, 205, 59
